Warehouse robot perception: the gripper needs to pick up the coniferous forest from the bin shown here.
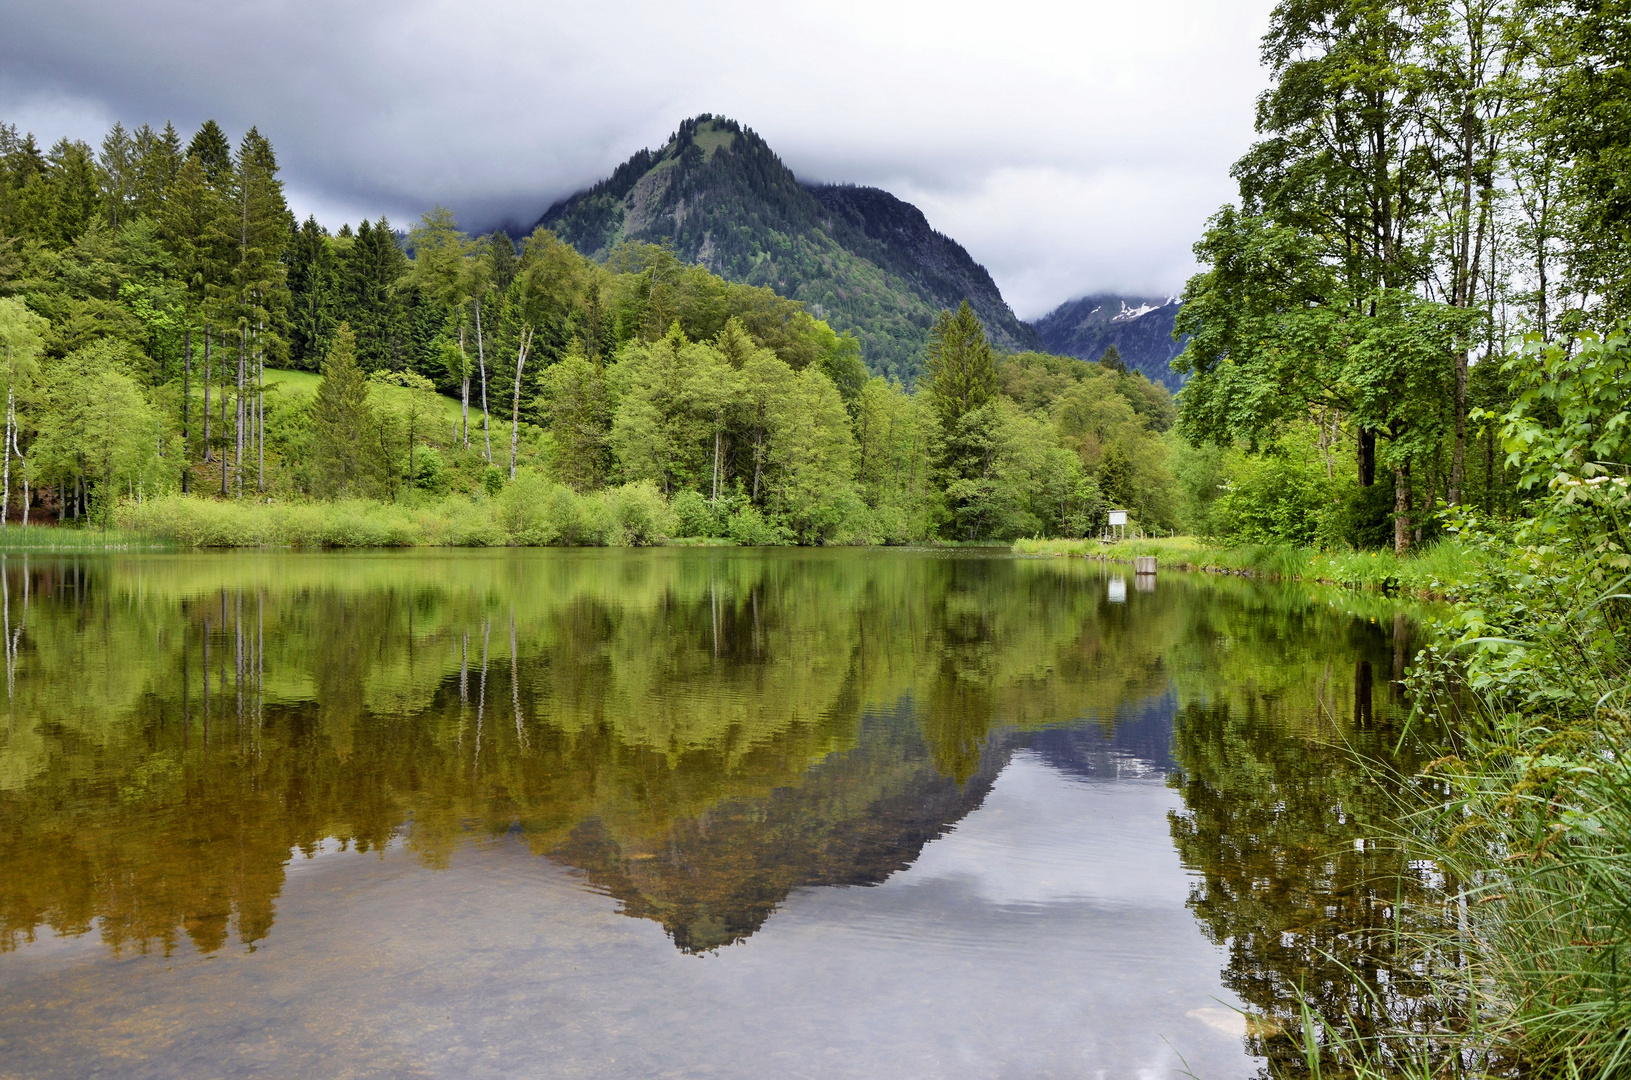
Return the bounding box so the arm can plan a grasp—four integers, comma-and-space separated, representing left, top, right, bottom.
0, 118, 1178, 545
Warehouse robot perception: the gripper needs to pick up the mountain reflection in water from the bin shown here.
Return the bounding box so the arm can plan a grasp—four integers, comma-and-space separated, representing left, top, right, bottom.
0, 549, 1432, 1079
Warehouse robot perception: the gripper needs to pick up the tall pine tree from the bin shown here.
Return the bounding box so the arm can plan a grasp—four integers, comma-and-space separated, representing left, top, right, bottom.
922, 301, 995, 431
337, 217, 407, 372
287, 216, 336, 369
186, 120, 232, 186
923, 301, 999, 539
311, 323, 376, 498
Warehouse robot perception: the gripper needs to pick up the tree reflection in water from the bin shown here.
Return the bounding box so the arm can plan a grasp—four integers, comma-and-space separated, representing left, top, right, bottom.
0, 550, 1440, 1073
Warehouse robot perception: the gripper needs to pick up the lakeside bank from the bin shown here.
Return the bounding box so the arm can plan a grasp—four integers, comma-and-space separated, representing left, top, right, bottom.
2, 497, 1482, 606
1014, 535, 1479, 598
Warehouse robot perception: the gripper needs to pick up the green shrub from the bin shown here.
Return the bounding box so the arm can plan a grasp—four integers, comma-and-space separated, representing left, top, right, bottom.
670, 489, 720, 538
543, 484, 607, 545
426, 502, 504, 546
411, 445, 448, 494
727, 504, 791, 546
605, 481, 676, 546
844, 503, 911, 545
1212, 439, 1339, 547
1341, 480, 1397, 549
497, 471, 554, 543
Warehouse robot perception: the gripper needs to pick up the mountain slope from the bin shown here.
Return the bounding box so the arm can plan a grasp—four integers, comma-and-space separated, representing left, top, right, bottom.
536, 115, 1038, 381
1030, 294, 1188, 388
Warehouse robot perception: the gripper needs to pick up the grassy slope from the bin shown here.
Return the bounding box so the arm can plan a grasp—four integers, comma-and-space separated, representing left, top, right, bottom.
1014, 535, 1480, 597
266, 367, 526, 465
267, 369, 468, 427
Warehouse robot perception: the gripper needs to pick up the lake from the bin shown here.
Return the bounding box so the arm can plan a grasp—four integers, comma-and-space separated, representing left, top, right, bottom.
0, 549, 1434, 1079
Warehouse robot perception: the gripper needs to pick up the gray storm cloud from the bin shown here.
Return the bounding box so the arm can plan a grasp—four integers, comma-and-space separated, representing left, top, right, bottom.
0, 0, 1273, 318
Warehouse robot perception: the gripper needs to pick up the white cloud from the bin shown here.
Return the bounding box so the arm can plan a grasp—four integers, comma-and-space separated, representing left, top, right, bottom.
0, 0, 1274, 316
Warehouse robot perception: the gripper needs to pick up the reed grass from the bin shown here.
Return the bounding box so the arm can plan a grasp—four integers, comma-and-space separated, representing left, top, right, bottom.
1269, 561, 1631, 1079
113, 482, 677, 548
1416, 589, 1631, 1078
0, 524, 175, 552
1013, 535, 1480, 596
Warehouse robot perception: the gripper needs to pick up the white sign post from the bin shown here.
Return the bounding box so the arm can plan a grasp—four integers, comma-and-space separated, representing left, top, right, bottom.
1107, 510, 1128, 541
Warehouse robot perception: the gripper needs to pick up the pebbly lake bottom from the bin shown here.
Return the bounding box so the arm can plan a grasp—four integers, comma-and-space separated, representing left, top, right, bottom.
0, 548, 1436, 1079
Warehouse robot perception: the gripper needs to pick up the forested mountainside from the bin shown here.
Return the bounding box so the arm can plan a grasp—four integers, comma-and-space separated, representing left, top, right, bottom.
1031, 295, 1186, 388
536, 115, 1038, 381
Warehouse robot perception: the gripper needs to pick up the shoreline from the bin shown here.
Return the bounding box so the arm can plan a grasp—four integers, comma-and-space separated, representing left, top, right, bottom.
1013, 536, 1476, 599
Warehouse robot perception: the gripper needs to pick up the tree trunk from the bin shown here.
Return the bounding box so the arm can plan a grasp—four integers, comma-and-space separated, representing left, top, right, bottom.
13, 417, 27, 528
509, 327, 530, 480
203, 327, 213, 463
475, 299, 491, 464
221, 364, 229, 498
1393, 462, 1411, 555
237, 327, 246, 498
182, 326, 191, 493
220, 345, 229, 495
1, 390, 12, 529
257, 326, 264, 492
1419, 459, 1437, 546
1536, 190, 1549, 340
460, 325, 470, 449
753, 433, 763, 501
1358, 428, 1376, 487
1449, 350, 1467, 506
1316, 408, 1334, 482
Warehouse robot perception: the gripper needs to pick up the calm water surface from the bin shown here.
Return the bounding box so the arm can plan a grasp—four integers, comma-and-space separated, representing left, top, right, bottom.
0, 549, 1431, 1079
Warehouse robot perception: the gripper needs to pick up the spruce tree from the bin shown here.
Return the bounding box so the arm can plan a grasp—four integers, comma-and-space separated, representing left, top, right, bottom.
486, 232, 518, 291
337, 217, 408, 371
226, 127, 292, 493
43, 138, 101, 248
1097, 344, 1127, 374
98, 122, 136, 227
311, 323, 376, 498
187, 120, 232, 186
131, 122, 182, 220
923, 301, 999, 539
922, 301, 995, 431
1097, 444, 1135, 512
288, 216, 336, 368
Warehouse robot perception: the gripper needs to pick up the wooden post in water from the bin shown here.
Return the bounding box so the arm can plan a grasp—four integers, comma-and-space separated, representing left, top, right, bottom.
1134, 556, 1157, 575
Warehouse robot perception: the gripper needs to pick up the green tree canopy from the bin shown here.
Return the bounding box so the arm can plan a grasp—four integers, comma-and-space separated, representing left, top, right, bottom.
310, 323, 377, 497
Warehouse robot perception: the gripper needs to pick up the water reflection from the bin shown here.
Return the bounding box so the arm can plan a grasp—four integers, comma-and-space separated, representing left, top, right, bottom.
0, 550, 1432, 1078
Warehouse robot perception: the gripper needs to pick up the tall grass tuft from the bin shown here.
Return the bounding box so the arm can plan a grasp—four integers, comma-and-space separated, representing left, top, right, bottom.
1408, 576, 1631, 1078
1013, 535, 1480, 596
0, 525, 175, 552
115, 482, 678, 549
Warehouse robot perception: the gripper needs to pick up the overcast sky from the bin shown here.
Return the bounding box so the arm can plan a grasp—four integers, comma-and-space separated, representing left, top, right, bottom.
0, 0, 1274, 320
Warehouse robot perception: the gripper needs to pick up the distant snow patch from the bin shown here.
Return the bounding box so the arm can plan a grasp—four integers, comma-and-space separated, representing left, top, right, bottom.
1112, 300, 1162, 322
